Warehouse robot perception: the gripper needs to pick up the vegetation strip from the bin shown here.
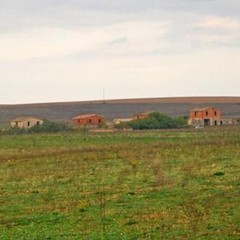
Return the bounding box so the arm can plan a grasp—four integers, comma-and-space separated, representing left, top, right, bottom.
0, 127, 239, 239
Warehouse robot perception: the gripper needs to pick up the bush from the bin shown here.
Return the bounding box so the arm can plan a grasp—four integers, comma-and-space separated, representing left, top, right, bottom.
29, 120, 72, 133
7, 126, 27, 135
128, 112, 187, 130
6, 120, 72, 134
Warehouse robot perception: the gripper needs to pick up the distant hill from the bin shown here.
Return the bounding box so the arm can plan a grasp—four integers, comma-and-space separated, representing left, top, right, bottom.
1, 97, 240, 126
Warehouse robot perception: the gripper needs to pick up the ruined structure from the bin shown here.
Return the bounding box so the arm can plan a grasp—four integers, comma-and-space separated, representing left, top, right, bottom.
188, 107, 221, 127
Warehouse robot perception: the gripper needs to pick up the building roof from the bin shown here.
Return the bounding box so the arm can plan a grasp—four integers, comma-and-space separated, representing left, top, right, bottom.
72, 114, 104, 120
132, 111, 153, 121
11, 116, 42, 122
113, 118, 132, 124
113, 118, 132, 122
133, 111, 152, 116
191, 107, 219, 112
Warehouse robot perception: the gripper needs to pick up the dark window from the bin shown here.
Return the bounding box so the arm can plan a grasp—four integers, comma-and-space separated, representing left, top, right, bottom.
98, 119, 101, 123
37, 121, 40, 125
215, 111, 217, 116
88, 118, 92, 123
195, 112, 197, 116
28, 121, 30, 126
206, 111, 208, 116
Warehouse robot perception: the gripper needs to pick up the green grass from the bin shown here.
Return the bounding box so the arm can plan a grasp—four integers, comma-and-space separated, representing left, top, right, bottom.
0, 127, 240, 239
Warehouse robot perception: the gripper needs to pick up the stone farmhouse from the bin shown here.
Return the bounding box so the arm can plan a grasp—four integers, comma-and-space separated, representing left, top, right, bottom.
11, 116, 43, 129
72, 114, 106, 127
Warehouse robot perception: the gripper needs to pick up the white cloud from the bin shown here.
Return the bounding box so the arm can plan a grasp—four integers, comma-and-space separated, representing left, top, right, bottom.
199, 34, 237, 44
192, 16, 240, 45
0, 1, 240, 104
0, 20, 170, 61
1, 45, 239, 104
0, 27, 102, 61
199, 16, 240, 31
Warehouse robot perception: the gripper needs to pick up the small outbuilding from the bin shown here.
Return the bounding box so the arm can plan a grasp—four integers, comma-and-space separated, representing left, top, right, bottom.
188, 107, 221, 127
221, 118, 240, 126
113, 118, 133, 125
11, 116, 43, 129
133, 112, 151, 120
72, 114, 106, 127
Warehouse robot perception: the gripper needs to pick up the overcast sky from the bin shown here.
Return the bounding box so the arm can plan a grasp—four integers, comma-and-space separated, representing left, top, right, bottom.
0, 0, 240, 104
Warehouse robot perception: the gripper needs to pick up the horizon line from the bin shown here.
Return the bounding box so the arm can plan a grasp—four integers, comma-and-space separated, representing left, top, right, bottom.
1, 96, 240, 106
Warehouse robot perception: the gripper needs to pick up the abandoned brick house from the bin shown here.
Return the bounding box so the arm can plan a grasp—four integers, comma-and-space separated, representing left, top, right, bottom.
72, 114, 106, 127
188, 107, 221, 127
11, 116, 43, 129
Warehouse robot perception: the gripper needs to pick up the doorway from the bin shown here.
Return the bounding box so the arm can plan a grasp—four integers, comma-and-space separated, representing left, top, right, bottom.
204, 119, 210, 126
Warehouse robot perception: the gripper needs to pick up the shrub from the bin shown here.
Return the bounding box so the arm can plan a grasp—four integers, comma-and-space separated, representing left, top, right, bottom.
6, 120, 72, 134
29, 120, 72, 133
128, 112, 187, 130
7, 126, 27, 135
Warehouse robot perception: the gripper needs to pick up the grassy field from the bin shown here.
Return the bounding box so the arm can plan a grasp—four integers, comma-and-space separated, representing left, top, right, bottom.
0, 127, 239, 239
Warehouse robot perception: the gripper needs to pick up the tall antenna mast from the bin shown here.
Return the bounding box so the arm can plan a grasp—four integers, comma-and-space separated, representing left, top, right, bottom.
103, 88, 106, 104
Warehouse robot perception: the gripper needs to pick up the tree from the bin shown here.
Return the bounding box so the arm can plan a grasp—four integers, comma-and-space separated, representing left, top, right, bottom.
128, 112, 186, 130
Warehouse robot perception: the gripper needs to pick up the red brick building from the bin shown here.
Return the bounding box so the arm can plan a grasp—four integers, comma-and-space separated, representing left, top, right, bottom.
72, 114, 106, 127
188, 107, 221, 127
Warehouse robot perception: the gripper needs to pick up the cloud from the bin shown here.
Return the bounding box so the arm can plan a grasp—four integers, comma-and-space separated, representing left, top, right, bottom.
199, 34, 236, 44
1, 1, 240, 104
196, 16, 240, 45
0, 20, 170, 61
199, 16, 240, 31
0, 27, 102, 61
1, 45, 240, 102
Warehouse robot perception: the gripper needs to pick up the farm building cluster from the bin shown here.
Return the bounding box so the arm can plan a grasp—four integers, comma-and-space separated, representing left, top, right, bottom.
10, 107, 240, 129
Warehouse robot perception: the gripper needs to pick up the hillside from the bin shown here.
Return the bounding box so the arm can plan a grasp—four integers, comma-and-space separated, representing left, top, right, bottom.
1, 97, 240, 125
